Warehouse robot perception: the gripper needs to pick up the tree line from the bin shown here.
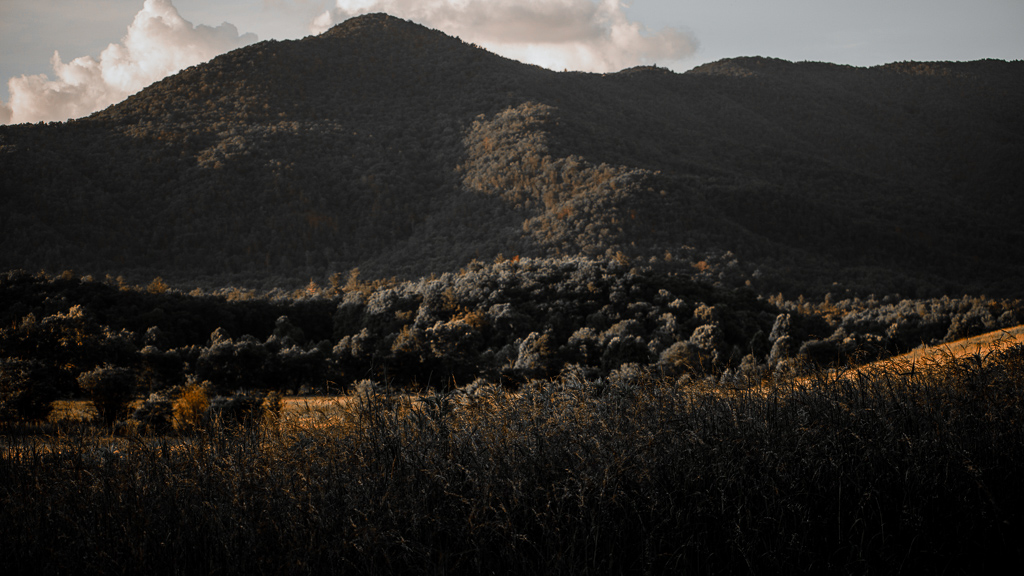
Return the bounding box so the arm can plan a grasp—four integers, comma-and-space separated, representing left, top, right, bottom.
2, 260, 1021, 426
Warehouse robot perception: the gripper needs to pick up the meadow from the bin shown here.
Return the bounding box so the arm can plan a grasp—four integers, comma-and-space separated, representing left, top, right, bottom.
2, 340, 1022, 575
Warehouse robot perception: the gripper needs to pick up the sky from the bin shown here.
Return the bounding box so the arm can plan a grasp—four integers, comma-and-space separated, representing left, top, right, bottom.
1, 0, 1022, 124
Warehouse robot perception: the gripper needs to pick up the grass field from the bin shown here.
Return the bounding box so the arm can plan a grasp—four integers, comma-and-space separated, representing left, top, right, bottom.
3, 334, 1023, 575
888, 324, 1024, 364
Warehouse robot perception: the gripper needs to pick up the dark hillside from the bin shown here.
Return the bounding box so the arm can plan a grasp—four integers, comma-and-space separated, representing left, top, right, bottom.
0, 15, 552, 284
1, 14, 1022, 296
528, 57, 1024, 295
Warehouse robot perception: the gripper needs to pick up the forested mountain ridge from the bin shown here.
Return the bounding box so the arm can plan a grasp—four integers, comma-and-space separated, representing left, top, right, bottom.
2, 13, 1022, 297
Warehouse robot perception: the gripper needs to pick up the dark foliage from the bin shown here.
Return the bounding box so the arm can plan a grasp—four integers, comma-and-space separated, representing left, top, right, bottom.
2, 265, 1021, 405
0, 358, 58, 422
1, 15, 1022, 297
77, 364, 138, 426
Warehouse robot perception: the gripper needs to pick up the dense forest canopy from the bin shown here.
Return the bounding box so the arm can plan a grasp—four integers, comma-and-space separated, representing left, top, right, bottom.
2, 262, 1020, 404
1, 14, 1022, 298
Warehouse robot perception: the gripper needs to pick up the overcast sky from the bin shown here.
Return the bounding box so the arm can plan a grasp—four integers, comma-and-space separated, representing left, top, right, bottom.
2, 0, 1022, 124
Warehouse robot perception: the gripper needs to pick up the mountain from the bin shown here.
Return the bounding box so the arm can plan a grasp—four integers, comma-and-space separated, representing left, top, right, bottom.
2, 13, 1023, 297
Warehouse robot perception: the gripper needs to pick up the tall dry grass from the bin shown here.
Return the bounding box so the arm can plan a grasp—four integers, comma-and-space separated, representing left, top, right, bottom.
1, 345, 1023, 575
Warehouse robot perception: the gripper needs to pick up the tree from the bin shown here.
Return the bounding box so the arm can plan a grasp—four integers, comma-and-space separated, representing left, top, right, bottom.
147, 277, 169, 294
78, 365, 138, 426
0, 358, 59, 423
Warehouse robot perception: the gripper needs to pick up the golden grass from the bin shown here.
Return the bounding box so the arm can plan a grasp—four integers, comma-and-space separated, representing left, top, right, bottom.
725, 325, 1024, 402
279, 395, 355, 433
49, 399, 98, 421
3, 343, 1022, 575
890, 323, 1024, 365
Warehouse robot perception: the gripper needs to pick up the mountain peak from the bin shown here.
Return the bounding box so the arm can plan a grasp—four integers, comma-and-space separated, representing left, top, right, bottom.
321, 12, 437, 40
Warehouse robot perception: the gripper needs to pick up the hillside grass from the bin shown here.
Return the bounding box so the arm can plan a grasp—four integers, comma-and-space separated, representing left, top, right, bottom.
887, 324, 1024, 365
2, 343, 1023, 575
48, 396, 356, 425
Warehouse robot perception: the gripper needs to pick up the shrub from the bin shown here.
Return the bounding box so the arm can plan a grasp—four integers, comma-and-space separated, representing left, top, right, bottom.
513, 332, 554, 378
139, 346, 184, 391
172, 381, 211, 433
146, 277, 169, 295
261, 390, 284, 430
77, 365, 137, 426
208, 391, 266, 429
688, 322, 726, 366
131, 391, 175, 434
798, 338, 840, 366
658, 341, 704, 375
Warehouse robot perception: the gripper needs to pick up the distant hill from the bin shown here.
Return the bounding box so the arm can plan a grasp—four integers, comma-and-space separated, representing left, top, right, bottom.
2, 13, 1022, 296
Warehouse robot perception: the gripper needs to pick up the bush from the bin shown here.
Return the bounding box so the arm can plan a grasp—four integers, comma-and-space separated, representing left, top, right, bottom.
0, 358, 58, 423
798, 338, 840, 366
131, 391, 176, 434
172, 381, 210, 433
658, 341, 704, 376
77, 365, 137, 426
262, 390, 283, 430
208, 391, 266, 429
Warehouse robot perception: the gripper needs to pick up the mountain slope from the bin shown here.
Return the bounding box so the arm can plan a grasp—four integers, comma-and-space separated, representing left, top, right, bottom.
1, 14, 1022, 296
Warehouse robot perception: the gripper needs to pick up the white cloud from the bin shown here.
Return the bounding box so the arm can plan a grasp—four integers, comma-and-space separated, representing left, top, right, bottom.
2, 0, 257, 124
312, 0, 697, 72
0, 0, 697, 124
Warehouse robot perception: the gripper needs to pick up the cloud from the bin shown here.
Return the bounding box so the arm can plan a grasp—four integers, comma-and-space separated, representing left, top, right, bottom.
312, 0, 697, 73
2, 0, 257, 125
